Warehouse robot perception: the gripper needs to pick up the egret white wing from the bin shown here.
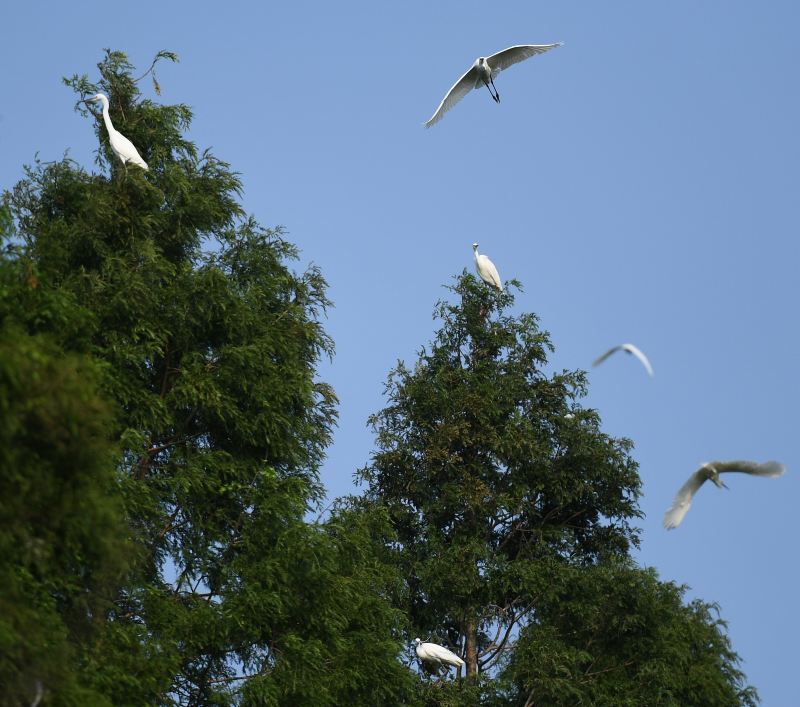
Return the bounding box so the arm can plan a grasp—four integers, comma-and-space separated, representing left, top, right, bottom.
715, 460, 786, 478
592, 345, 622, 368
663, 468, 709, 529
487, 43, 562, 75
479, 255, 502, 290
423, 642, 465, 667
623, 344, 654, 377
109, 130, 148, 169
425, 65, 479, 128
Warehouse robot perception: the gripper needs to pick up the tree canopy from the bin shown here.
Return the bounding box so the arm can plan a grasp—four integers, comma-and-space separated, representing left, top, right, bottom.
1, 50, 413, 706
0, 50, 759, 706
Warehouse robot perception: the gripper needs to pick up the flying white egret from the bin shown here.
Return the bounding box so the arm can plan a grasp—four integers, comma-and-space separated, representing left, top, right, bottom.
472, 243, 503, 291
424, 43, 562, 127
592, 343, 654, 377
414, 638, 465, 672
87, 93, 149, 170
663, 460, 785, 529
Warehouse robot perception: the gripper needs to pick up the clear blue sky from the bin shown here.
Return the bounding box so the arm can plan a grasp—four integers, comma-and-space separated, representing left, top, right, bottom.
3, 1, 798, 702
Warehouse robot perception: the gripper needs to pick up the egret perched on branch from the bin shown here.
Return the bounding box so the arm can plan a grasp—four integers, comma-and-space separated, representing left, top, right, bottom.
87, 93, 149, 170
663, 460, 785, 529
593, 343, 654, 377
414, 638, 465, 673
472, 243, 503, 292
424, 43, 562, 127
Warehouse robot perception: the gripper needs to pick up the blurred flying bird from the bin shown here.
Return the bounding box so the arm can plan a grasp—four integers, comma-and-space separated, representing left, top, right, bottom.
663, 460, 785, 529
593, 343, 654, 377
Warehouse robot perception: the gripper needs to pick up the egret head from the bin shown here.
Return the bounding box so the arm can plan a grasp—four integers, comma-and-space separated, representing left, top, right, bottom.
414, 638, 422, 646
472, 242, 479, 250
87, 93, 108, 107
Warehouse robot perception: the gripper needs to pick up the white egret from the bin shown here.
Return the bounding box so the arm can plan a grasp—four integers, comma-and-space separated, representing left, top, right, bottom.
414, 638, 465, 672
87, 93, 149, 170
663, 460, 785, 529
472, 243, 503, 291
592, 343, 654, 377
425, 43, 562, 127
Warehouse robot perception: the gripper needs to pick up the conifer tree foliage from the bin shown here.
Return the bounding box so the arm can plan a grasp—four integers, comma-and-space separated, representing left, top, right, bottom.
503, 560, 758, 706
358, 274, 642, 684
358, 274, 757, 705
0, 309, 128, 706
2, 50, 412, 705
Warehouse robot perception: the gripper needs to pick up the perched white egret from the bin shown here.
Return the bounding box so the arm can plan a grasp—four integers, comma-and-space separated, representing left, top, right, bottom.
425, 43, 562, 127
472, 243, 503, 291
663, 460, 785, 529
592, 343, 654, 377
414, 638, 465, 671
87, 93, 149, 170
564, 413, 575, 420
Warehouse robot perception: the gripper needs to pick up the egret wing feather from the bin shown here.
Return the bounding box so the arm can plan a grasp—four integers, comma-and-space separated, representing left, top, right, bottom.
421, 642, 465, 667
663, 468, 709, 529
623, 344, 654, 377
592, 346, 622, 368
487, 43, 562, 76
425, 66, 479, 128
109, 130, 148, 170
715, 460, 786, 478
479, 255, 502, 290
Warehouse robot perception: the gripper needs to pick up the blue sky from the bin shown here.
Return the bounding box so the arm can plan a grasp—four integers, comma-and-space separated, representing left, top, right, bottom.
3, 1, 798, 701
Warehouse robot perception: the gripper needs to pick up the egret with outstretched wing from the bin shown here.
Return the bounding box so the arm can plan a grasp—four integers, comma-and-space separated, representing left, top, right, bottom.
425, 43, 562, 127
593, 343, 654, 377
663, 460, 785, 529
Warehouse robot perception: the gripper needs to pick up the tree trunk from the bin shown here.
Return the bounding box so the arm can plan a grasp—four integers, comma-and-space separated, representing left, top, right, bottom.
464, 616, 478, 677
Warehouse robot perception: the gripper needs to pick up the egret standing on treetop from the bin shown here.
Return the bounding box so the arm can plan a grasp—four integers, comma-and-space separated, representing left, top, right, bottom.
663, 460, 785, 529
472, 243, 503, 292
414, 638, 465, 673
87, 93, 149, 170
593, 343, 654, 377
424, 43, 562, 127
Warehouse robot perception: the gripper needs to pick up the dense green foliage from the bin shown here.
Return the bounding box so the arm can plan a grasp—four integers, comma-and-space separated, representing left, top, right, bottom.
358, 275, 642, 675
1, 51, 412, 705
504, 560, 758, 706
356, 275, 757, 705
0, 50, 758, 706
0, 312, 127, 706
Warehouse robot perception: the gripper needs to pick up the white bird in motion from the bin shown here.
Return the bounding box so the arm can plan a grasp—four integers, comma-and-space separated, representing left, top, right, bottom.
593, 343, 654, 377
87, 93, 149, 170
472, 243, 503, 291
414, 638, 465, 672
425, 43, 562, 128
663, 460, 785, 529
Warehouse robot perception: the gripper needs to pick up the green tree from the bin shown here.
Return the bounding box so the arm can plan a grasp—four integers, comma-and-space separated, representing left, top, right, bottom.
358, 274, 641, 685
357, 274, 755, 704
502, 560, 758, 706
2, 50, 412, 705
0, 300, 128, 705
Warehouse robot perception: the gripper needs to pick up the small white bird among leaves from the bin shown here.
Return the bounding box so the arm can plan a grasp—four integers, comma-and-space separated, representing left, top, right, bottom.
472, 243, 503, 291
663, 460, 785, 529
414, 638, 465, 672
88, 93, 149, 170
593, 343, 654, 377
425, 44, 562, 127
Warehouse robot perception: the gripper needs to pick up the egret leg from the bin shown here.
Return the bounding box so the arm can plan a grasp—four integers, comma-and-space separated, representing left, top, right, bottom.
483, 80, 500, 103
490, 76, 501, 102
